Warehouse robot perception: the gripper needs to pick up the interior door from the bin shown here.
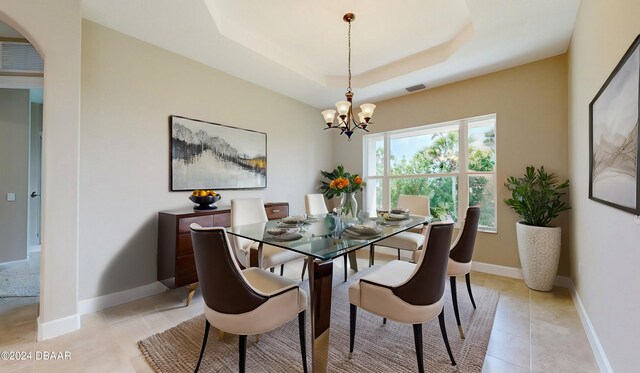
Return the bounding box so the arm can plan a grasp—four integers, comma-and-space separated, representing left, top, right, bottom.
27, 102, 43, 249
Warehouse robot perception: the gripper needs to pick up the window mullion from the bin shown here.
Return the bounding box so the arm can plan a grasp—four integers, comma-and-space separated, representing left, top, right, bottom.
383, 134, 391, 210
458, 120, 469, 220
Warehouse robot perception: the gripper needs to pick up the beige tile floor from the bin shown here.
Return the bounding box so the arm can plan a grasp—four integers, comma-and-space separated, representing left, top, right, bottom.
0, 249, 599, 372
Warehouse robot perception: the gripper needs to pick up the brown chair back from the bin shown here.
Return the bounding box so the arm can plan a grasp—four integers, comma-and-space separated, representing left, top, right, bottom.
190, 226, 267, 314
392, 222, 454, 306
449, 207, 480, 264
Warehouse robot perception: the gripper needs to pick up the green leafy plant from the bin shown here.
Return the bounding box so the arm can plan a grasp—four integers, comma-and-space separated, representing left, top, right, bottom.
319, 165, 364, 199
504, 166, 570, 227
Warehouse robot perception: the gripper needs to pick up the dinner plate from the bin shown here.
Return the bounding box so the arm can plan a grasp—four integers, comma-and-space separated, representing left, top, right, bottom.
268, 232, 303, 242
348, 224, 382, 235
282, 215, 307, 224
266, 227, 298, 236
342, 229, 382, 239
384, 215, 408, 221
276, 221, 302, 228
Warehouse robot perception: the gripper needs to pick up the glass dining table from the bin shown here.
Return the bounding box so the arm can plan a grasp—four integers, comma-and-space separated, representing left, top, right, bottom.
226, 214, 430, 373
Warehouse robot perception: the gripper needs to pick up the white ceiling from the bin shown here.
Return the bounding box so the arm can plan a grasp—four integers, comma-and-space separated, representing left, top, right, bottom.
82, 0, 580, 110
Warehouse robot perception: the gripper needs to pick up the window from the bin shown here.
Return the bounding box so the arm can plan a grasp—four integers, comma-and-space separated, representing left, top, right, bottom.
363, 114, 497, 232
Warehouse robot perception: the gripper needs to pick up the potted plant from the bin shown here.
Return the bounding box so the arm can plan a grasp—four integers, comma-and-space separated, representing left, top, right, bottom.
504, 166, 570, 291
319, 165, 364, 218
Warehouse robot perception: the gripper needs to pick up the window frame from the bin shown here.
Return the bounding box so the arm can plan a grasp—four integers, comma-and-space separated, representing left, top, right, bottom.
362, 113, 497, 233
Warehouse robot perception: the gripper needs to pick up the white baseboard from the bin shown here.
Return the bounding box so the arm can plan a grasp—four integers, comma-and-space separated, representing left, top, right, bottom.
78, 281, 168, 315
568, 284, 613, 373
471, 261, 524, 279
471, 261, 571, 288
37, 314, 80, 341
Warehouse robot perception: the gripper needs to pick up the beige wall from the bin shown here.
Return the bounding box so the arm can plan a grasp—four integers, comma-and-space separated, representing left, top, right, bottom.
80, 21, 332, 299
334, 55, 570, 274
0, 0, 81, 339
568, 0, 640, 371
0, 88, 29, 263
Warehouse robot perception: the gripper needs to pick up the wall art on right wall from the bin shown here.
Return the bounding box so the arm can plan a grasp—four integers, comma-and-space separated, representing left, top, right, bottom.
590, 34, 640, 215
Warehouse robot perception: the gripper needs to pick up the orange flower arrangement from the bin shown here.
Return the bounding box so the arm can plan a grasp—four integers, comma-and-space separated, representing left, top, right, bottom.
319, 165, 365, 199
329, 177, 350, 190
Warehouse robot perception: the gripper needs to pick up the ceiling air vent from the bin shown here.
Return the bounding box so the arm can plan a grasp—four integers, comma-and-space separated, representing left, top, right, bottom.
405, 84, 427, 93
0, 41, 44, 73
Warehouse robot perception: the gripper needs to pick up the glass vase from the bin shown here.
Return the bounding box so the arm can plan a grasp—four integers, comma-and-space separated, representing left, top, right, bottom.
340, 192, 358, 219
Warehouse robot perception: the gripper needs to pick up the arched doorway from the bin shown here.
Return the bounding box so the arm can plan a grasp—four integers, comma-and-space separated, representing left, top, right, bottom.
0, 20, 44, 301
0, 2, 82, 340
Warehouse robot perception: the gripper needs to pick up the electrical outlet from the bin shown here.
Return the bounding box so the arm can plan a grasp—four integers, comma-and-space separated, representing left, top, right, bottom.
6, 193, 15, 202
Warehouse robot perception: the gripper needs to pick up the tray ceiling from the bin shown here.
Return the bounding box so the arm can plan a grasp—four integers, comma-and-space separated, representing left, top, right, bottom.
83, 0, 580, 109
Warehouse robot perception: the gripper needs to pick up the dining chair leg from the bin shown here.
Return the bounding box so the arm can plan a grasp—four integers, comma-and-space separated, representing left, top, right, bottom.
194, 320, 210, 372
301, 260, 307, 281
450, 276, 465, 339
239, 334, 247, 373
412, 323, 424, 373
296, 311, 308, 373
269, 267, 275, 273
369, 244, 375, 267
343, 254, 348, 282
280, 264, 284, 276
465, 273, 476, 309
397, 249, 401, 260
349, 304, 357, 359
382, 317, 387, 325
438, 309, 457, 366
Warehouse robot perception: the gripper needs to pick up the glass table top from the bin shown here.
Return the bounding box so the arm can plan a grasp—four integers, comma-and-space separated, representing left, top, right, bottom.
226, 214, 430, 261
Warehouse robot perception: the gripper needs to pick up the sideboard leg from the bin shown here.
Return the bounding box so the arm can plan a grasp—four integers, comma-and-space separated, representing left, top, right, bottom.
186, 283, 198, 306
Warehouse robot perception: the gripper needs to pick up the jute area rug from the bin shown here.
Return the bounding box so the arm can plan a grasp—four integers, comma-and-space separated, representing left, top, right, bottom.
139, 267, 499, 372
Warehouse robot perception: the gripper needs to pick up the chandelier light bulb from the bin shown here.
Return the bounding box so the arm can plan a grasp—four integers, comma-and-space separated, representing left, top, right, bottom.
360, 103, 376, 121
335, 100, 351, 118
357, 112, 366, 124
321, 109, 337, 125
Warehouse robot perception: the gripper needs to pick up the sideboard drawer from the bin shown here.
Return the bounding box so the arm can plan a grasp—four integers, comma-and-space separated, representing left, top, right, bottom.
178, 215, 214, 233
213, 211, 231, 228
175, 254, 197, 287
176, 233, 193, 257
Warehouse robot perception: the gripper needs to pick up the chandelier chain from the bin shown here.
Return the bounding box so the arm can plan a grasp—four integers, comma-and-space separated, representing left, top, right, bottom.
347, 19, 352, 93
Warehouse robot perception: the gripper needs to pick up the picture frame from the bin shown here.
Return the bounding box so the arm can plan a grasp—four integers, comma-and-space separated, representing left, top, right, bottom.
170, 115, 267, 191
589, 34, 640, 215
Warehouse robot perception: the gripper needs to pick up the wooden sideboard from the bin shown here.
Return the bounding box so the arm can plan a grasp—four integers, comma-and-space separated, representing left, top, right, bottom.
157, 202, 289, 291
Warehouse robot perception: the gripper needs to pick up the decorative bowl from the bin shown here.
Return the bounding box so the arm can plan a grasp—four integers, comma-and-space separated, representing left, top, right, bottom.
189, 194, 221, 210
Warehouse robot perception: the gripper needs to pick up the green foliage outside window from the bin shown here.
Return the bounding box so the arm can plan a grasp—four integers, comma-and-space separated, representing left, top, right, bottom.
388, 129, 496, 227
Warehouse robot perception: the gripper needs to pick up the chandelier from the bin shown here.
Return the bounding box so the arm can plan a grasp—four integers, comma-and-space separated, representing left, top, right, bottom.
321, 13, 376, 140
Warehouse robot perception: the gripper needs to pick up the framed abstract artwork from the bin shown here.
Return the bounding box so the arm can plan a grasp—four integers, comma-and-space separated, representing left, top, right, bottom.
589, 34, 640, 215
170, 115, 267, 190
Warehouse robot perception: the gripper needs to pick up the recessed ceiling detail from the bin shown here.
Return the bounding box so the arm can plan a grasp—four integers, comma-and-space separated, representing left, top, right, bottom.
204, 0, 473, 88
82, 0, 580, 108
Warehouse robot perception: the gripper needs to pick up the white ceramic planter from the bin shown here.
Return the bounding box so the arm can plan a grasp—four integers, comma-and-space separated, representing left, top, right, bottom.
515, 222, 561, 291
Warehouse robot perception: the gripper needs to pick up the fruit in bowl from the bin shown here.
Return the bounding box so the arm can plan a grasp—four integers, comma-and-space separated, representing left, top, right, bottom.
189, 190, 221, 210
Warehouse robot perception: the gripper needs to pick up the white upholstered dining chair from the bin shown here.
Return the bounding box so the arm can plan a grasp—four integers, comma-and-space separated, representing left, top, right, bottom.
230, 198, 305, 274
302, 193, 353, 281
348, 222, 457, 372
369, 194, 431, 264
304, 193, 329, 215
190, 225, 308, 372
